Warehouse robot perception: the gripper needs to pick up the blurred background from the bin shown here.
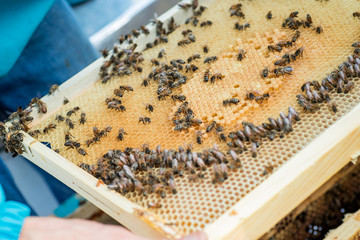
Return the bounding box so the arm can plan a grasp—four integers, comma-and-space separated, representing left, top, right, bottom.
2, 0, 178, 217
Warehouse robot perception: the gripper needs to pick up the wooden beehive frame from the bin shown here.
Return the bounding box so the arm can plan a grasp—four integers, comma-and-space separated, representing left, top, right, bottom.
16, 0, 360, 239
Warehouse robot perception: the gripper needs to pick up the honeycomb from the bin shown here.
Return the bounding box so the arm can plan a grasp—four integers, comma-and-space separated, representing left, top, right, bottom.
29, 0, 360, 235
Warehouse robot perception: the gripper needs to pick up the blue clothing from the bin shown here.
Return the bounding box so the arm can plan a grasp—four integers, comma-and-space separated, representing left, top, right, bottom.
0, 184, 30, 240
0, 0, 99, 111
0, 0, 98, 217
0, 0, 55, 76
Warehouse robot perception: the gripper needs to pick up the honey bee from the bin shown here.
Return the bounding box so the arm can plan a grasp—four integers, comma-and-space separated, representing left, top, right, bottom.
251, 142, 258, 158
292, 30, 301, 42
144, 103, 154, 112
204, 56, 218, 64
145, 42, 154, 49
79, 112, 86, 124
119, 85, 133, 92
43, 123, 57, 134
64, 140, 80, 149
48, 84, 59, 95
140, 25, 149, 34
274, 66, 293, 75
268, 44, 282, 52
63, 98, 69, 105
237, 49, 247, 61
344, 82, 354, 93
196, 130, 204, 144
139, 116, 151, 124
187, 54, 201, 63
101, 76, 111, 84
37, 99, 47, 114
169, 178, 177, 194
158, 49, 166, 58
266, 11, 272, 20
172, 95, 186, 102
203, 45, 209, 53
114, 89, 124, 97
67, 109, 76, 117
261, 67, 270, 78
188, 33, 196, 42
262, 165, 274, 176
101, 48, 109, 58
206, 121, 217, 133
66, 118, 74, 129
55, 114, 64, 122
204, 69, 210, 82
223, 98, 240, 106
78, 148, 87, 156
150, 58, 160, 66
353, 12, 360, 19
178, 39, 191, 46
117, 128, 127, 141
234, 22, 250, 31
246, 90, 270, 103
142, 77, 151, 87
328, 101, 337, 113
200, 20, 212, 27
314, 25, 323, 34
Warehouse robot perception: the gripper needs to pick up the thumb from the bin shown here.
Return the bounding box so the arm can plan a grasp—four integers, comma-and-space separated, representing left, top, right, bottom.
180, 231, 208, 240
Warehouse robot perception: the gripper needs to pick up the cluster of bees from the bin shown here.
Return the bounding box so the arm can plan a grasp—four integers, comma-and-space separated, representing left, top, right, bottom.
296, 51, 358, 113
79, 142, 242, 197
226, 107, 301, 158
282, 11, 323, 34
261, 31, 303, 78
173, 101, 202, 131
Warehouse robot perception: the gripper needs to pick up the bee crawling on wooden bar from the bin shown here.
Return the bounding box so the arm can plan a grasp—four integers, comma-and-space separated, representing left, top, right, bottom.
48, 84, 59, 95
43, 123, 56, 134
